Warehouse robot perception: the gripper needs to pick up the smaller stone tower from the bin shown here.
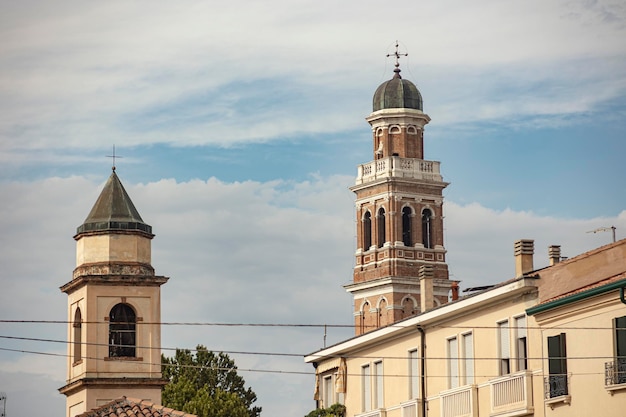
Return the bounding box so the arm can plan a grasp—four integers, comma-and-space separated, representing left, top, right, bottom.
59, 169, 168, 417
346, 49, 452, 335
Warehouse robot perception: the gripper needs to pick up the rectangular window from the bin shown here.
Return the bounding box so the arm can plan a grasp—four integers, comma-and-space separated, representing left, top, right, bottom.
448, 337, 459, 389
362, 364, 371, 412
515, 316, 528, 371
462, 332, 474, 385
409, 349, 419, 399
374, 361, 384, 408
498, 320, 510, 375
322, 374, 333, 408
614, 316, 626, 384
547, 333, 568, 398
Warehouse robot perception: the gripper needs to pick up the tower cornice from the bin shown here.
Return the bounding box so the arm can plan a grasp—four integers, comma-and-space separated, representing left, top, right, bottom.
59, 377, 168, 396
366, 108, 431, 126
60, 274, 169, 294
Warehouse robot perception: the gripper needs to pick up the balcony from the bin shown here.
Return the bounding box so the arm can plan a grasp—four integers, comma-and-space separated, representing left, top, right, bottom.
605, 359, 626, 394
440, 385, 478, 417
543, 375, 570, 409
355, 400, 422, 417
356, 410, 386, 417
355, 157, 443, 185
489, 371, 533, 416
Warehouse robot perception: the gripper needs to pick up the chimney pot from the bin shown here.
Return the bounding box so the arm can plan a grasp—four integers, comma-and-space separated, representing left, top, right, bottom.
548, 245, 561, 266
419, 265, 434, 313
451, 281, 459, 301
514, 239, 534, 277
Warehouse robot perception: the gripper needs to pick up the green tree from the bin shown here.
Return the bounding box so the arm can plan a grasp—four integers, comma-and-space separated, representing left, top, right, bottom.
305, 403, 346, 417
162, 345, 261, 417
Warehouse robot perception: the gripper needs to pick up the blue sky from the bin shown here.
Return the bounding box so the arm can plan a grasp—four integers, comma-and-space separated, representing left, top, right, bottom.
1, 1, 625, 416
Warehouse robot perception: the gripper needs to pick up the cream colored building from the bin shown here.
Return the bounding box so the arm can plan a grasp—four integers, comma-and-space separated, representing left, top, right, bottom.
306, 239, 626, 417
527, 240, 626, 416
59, 169, 168, 417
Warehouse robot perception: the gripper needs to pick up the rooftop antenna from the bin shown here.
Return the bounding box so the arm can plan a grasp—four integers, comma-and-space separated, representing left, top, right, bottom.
386, 40, 407, 77
586, 226, 617, 243
106, 145, 123, 171
0, 392, 6, 417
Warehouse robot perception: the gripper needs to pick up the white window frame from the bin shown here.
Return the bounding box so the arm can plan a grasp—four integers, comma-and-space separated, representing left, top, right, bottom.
461, 331, 474, 385
497, 319, 511, 375
373, 360, 384, 409
448, 336, 459, 389
514, 315, 528, 372
362, 363, 371, 412
322, 373, 334, 408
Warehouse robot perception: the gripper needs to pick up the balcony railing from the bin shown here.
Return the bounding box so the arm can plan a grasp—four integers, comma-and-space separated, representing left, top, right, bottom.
355, 157, 443, 185
605, 359, 626, 386
440, 385, 478, 417
489, 371, 533, 416
356, 410, 385, 417
544, 374, 568, 399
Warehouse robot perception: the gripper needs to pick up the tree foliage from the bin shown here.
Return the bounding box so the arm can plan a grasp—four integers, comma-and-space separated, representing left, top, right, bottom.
162, 345, 261, 417
305, 403, 346, 417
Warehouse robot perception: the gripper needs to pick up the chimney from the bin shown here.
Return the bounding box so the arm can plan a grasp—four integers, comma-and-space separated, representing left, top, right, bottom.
514, 239, 534, 277
548, 245, 561, 266
450, 281, 459, 301
419, 264, 434, 312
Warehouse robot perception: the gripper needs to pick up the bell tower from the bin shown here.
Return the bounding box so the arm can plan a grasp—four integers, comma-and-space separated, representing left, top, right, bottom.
345, 48, 452, 335
59, 168, 168, 417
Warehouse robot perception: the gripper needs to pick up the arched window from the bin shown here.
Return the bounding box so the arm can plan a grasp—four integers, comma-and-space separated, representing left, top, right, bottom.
364, 212, 372, 250
109, 303, 136, 357
402, 297, 417, 318
377, 208, 386, 248
422, 209, 433, 249
402, 207, 412, 247
361, 301, 370, 334
73, 308, 82, 363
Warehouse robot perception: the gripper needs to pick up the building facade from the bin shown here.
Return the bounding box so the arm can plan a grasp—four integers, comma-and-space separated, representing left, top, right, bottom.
307, 239, 626, 417
346, 53, 452, 336
59, 169, 168, 417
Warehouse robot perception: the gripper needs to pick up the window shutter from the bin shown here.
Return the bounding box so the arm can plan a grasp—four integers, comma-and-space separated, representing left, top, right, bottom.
498, 321, 510, 359
448, 337, 459, 388
615, 316, 626, 358
548, 333, 567, 374
516, 316, 526, 339
463, 333, 474, 384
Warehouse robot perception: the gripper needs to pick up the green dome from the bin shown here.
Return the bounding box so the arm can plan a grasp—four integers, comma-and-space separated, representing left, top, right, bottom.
373, 68, 423, 111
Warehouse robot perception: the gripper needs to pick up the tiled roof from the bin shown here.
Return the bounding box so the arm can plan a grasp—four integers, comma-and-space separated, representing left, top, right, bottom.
538, 271, 626, 305
75, 397, 197, 417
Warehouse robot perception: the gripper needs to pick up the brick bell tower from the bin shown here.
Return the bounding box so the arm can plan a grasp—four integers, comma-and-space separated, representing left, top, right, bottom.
59, 168, 168, 417
345, 47, 452, 335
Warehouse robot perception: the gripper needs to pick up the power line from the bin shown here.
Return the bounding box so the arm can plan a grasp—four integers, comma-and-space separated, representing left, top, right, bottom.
0, 319, 620, 331
0, 334, 620, 362
0, 346, 614, 380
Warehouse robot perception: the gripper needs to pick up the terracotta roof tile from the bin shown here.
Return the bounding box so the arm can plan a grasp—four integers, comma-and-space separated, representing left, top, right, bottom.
538, 272, 626, 305
75, 397, 197, 417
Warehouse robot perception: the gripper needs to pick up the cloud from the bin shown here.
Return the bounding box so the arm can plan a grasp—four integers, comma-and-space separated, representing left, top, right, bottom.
1, 0, 625, 153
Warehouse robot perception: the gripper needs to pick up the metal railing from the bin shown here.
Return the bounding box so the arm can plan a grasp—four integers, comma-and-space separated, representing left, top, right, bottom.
605, 359, 626, 385
543, 374, 568, 399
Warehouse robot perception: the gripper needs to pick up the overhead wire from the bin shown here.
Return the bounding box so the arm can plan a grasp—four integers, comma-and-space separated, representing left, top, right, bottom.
0, 334, 619, 362
0, 319, 620, 331
0, 346, 613, 379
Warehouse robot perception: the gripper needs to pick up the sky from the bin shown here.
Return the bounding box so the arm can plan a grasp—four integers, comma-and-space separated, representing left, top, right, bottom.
0, 0, 625, 416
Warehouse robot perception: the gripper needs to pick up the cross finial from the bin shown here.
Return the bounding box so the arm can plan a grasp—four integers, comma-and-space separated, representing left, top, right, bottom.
386, 41, 407, 78
106, 145, 123, 171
